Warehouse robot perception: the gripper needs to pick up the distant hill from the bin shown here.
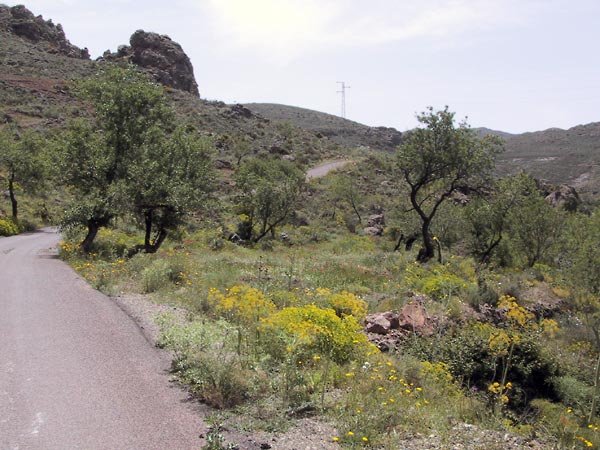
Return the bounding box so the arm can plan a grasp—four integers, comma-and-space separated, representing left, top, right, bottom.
483, 124, 600, 199
244, 103, 402, 152
475, 128, 516, 139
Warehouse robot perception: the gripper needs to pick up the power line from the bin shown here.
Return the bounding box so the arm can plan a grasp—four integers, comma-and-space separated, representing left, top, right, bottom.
337, 81, 350, 118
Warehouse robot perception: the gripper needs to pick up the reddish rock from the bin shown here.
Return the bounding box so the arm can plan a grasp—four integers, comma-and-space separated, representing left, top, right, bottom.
398, 303, 433, 336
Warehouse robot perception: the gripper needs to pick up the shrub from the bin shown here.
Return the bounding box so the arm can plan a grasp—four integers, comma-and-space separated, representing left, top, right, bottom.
141, 258, 182, 293
260, 304, 371, 364
157, 315, 265, 408
208, 285, 276, 327
421, 272, 468, 300
325, 290, 368, 322
332, 353, 479, 448
404, 261, 475, 301
405, 320, 559, 411
0, 218, 21, 236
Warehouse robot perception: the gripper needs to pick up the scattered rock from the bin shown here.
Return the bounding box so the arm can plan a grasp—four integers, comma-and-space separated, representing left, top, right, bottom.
363, 214, 385, 236
521, 282, 565, 318
398, 302, 434, 335
365, 311, 399, 334
367, 214, 385, 227
229, 103, 254, 119
363, 226, 383, 236
215, 159, 233, 170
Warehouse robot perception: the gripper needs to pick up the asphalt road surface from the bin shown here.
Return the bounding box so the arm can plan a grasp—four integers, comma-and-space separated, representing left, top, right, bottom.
0, 229, 205, 450
305, 160, 351, 180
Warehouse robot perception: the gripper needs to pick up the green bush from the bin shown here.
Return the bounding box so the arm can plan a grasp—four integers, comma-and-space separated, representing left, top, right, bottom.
405, 322, 559, 411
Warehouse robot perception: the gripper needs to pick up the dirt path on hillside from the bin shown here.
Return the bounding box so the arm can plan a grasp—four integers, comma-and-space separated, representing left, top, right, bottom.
0, 229, 206, 450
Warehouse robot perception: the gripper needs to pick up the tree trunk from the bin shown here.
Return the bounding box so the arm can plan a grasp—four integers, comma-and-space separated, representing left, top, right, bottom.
81, 221, 100, 253
393, 233, 405, 252
479, 235, 503, 265
145, 228, 168, 253
417, 219, 435, 263
8, 175, 17, 219
143, 209, 168, 253
350, 198, 362, 224
144, 209, 153, 251
80, 216, 111, 253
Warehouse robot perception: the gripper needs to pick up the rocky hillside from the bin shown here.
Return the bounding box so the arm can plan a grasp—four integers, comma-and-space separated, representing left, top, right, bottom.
0, 4, 346, 168
249, 103, 600, 200
490, 123, 600, 200
0, 4, 89, 59
245, 103, 403, 152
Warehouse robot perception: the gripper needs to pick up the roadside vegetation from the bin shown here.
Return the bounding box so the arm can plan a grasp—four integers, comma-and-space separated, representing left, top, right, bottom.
3, 64, 600, 449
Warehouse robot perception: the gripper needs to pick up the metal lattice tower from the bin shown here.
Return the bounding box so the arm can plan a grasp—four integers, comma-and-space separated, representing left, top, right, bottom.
336, 81, 350, 118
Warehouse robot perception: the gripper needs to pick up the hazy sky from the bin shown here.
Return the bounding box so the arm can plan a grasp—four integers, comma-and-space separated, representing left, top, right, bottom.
7, 0, 600, 133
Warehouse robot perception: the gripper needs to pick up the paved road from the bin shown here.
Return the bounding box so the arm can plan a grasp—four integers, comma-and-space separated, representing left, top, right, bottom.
0, 229, 205, 450
306, 160, 351, 179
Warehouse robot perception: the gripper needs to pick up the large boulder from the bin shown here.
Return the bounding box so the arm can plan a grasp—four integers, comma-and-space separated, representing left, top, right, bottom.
0, 4, 89, 59
102, 30, 199, 97
363, 214, 385, 236
545, 184, 580, 212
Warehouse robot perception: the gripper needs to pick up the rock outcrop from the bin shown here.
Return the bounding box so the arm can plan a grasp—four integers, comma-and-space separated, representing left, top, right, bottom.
0, 4, 89, 59
363, 214, 385, 236
364, 299, 435, 351
545, 184, 581, 211
102, 30, 199, 97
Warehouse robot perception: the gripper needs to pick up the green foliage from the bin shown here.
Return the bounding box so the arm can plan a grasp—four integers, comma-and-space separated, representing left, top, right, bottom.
129, 124, 215, 253
564, 211, 600, 296
140, 258, 183, 293
404, 260, 475, 301
507, 187, 565, 267
405, 317, 559, 412
0, 126, 47, 219
329, 173, 364, 225
57, 64, 213, 253
396, 106, 503, 262
531, 399, 598, 448
202, 419, 237, 450
465, 173, 533, 264
333, 353, 479, 448
235, 157, 304, 243
157, 316, 262, 408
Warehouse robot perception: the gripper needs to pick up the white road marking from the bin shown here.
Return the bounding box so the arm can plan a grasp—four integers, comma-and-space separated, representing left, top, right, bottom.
30, 412, 45, 435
